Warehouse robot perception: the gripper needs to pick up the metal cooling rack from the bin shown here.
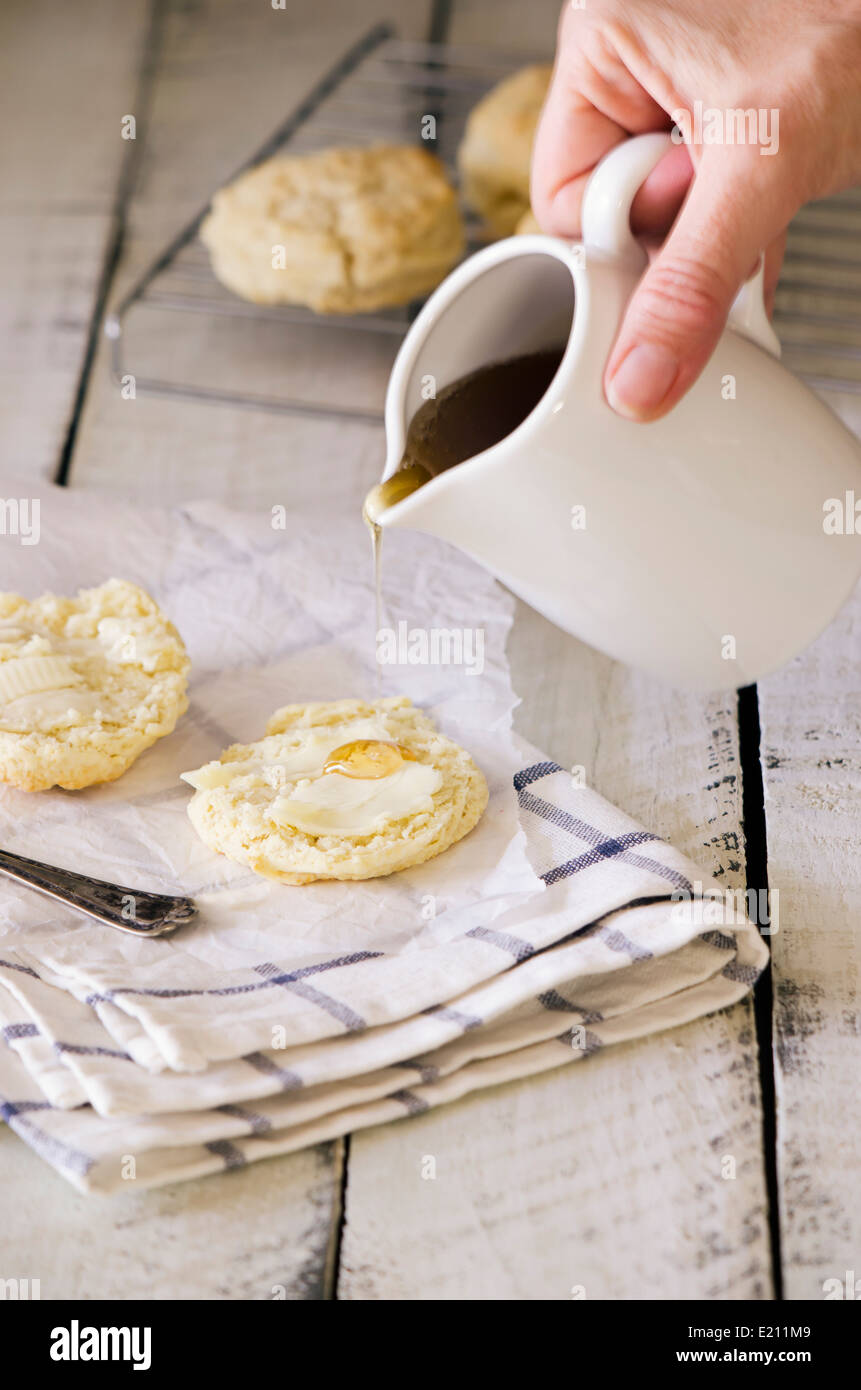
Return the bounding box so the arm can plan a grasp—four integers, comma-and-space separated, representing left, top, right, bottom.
105, 23, 861, 421
775, 191, 861, 396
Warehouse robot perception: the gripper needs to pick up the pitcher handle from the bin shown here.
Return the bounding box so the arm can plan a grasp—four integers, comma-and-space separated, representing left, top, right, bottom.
581, 132, 781, 356
728, 258, 781, 357
581, 132, 672, 269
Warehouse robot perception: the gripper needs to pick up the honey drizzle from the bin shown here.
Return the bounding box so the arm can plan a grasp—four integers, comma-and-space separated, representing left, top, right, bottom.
373, 519, 383, 671
368, 517, 383, 695
364, 464, 433, 697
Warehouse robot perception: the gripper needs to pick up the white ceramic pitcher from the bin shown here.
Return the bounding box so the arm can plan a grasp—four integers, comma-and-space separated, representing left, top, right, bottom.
375, 132, 861, 689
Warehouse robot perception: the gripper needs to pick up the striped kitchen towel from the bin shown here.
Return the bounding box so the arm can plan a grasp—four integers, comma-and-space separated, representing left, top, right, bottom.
0, 745, 769, 1192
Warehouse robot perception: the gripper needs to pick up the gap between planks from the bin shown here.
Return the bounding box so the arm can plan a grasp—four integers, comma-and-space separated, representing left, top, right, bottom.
738, 685, 783, 1300
54, 0, 168, 488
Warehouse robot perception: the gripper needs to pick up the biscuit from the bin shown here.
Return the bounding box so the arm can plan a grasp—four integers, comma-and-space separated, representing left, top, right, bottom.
182, 696, 488, 885
458, 65, 552, 236
0, 579, 190, 791
200, 145, 464, 313
515, 208, 541, 235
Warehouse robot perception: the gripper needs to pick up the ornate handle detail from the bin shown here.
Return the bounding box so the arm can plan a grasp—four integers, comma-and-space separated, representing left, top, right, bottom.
0, 848, 196, 937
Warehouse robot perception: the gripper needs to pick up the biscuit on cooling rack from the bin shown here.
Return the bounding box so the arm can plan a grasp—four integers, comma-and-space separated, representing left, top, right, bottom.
515, 208, 541, 235
458, 65, 552, 237
201, 145, 464, 313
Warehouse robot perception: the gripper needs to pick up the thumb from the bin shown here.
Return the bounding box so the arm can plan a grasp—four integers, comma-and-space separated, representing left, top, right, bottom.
604, 151, 788, 422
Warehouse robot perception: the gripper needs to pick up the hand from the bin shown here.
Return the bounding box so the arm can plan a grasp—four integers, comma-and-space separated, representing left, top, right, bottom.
531, 0, 861, 420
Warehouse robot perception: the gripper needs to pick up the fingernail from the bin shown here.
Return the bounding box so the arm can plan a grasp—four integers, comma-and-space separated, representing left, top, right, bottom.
606, 343, 679, 419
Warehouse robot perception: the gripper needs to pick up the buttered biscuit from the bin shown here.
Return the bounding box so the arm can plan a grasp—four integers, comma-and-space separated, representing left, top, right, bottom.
0, 579, 190, 791
458, 65, 552, 237
200, 145, 464, 313
182, 696, 488, 885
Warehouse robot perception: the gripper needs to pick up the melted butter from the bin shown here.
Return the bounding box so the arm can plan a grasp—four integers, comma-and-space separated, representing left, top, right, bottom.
182, 721, 441, 837
0, 687, 105, 733
0, 612, 171, 733
271, 761, 441, 837
181, 720, 404, 792
0, 625, 33, 645
180, 758, 262, 791
322, 739, 415, 780
0, 619, 163, 672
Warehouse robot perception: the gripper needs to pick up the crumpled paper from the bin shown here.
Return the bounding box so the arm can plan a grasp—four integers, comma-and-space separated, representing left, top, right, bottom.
0, 478, 542, 1073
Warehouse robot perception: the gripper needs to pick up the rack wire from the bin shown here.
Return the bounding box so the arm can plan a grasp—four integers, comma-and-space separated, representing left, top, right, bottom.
106, 24, 861, 422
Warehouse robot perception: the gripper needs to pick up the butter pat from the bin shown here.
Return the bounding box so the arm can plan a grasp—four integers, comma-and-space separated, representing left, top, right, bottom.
180, 759, 260, 791
181, 720, 402, 792
271, 762, 442, 836
0, 655, 83, 704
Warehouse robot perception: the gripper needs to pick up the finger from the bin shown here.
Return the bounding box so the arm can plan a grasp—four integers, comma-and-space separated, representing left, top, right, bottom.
531, 14, 671, 236
630, 141, 693, 237
530, 95, 626, 235
604, 150, 792, 421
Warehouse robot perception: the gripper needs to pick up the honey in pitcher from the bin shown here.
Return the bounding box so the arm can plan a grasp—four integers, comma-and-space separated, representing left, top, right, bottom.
363, 347, 565, 529
364, 346, 566, 683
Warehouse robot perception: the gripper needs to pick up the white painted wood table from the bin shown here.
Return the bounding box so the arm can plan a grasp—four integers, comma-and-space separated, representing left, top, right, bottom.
1, 0, 858, 1301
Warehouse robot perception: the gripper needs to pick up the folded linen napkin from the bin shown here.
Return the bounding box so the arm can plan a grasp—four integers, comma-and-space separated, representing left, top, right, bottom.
0, 482, 768, 1192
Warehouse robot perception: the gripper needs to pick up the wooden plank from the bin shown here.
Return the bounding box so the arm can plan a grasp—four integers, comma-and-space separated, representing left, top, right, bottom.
0, 0, 152, 482
758, 581, 861, 1301
0, 1120, 341, 1300
338, 1019, 768, 1301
